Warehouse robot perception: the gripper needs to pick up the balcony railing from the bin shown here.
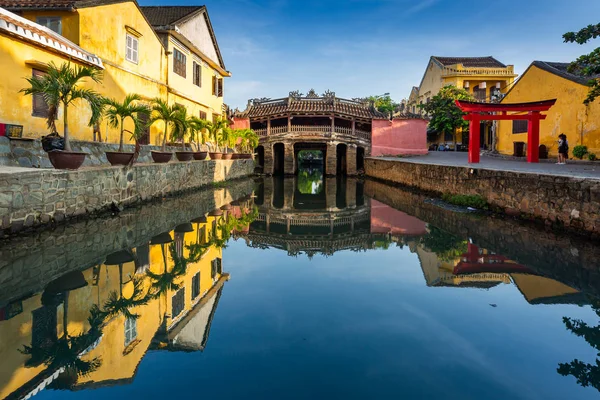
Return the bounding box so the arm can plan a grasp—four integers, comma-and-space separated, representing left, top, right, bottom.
442, 67, 515, 77
253, 125, 371, 140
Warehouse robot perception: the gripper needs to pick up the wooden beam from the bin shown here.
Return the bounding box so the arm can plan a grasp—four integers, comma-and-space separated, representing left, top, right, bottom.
456, 99, 556, 112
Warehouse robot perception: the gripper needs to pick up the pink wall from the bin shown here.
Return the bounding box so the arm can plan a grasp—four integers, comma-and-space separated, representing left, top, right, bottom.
231, 117, 250, 130
370, 199, 428, 236
371, 118, 428, 156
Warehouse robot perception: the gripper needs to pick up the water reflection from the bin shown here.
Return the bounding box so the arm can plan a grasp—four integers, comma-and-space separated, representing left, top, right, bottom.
0, 196, 256, 399
2, 174, 600, 398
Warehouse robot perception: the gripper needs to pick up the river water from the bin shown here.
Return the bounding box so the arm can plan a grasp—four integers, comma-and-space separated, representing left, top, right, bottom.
1, 171, 600, 400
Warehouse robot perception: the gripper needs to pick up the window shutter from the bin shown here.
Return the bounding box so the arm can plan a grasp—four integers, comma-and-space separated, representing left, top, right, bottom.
218, 78, 223, 97
212, 76, 217, 95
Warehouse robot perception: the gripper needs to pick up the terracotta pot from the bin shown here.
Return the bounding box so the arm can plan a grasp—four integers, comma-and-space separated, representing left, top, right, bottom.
151, 151, 172, 163
209, 152, 223, 160
193, 151, 208, 160
242, 153, 253, 159
220, 204, 232, 211
150, 232, 173, 245
222, 153, 233, 160
175, 151, 194, 161
191, 216, 208, 223
48, 150, 87, 170
208, 208, 223, 216
105, 151, 134, 166
174, 222, 194, 233
231, 153, 241, 160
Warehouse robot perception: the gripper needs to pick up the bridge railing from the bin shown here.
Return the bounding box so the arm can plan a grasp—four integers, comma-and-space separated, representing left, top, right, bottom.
255, 125, 371, 140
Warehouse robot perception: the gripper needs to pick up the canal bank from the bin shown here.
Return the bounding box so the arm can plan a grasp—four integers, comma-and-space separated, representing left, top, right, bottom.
365, 153, 600, 237
0, 159, 254, 235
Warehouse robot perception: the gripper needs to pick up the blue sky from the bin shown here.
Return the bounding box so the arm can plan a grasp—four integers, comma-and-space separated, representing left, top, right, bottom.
139, 0, 600, 109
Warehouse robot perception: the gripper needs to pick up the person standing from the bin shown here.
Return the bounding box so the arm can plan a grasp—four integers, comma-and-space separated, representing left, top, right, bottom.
557, 133, 569, 164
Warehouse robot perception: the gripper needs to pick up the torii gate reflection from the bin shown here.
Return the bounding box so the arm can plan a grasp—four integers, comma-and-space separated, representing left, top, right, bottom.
455, 99, 556, 163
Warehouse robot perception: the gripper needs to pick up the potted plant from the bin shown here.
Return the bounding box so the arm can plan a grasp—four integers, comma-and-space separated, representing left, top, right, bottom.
148, 99, 185, 163
103, 94, 150, 166
21, 62, 103, 169
221, 126, 234, 160
242, 128, 258, 159
188, 116, 210, 160
171, 107, 195, 162
206, 117, 229, 160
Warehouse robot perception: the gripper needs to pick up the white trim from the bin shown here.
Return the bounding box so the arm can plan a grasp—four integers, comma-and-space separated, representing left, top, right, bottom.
169, 36, 189, 55
0, 7, 103, 69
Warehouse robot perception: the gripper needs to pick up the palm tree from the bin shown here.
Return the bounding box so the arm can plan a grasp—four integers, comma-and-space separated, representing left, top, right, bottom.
206, 117, 229, 153
103, 94, 150, 152
149, 98, 185, 152
189, 117, 210, 152
21, 62, 103, 151
243, 128, 259, 154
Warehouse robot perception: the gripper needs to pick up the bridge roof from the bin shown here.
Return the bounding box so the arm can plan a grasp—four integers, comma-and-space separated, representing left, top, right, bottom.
234, 89, 387, 120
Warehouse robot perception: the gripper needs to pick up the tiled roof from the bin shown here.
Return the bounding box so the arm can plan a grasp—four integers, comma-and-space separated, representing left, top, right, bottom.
0, 0, 128, 10
433, 56, 507, 68
236, 91, 386, 120
531, 61, 597, 85
140, 6, 204, 27
0, 7, 103, 67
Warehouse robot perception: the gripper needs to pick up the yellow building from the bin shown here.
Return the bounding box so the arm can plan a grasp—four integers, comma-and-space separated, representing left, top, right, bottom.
496, 61, 600, 158
0, 1, 230, 145
409, 56, 517, 149
0, 214, 228, 399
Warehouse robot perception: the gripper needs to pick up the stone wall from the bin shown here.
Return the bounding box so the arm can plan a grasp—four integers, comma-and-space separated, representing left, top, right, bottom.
365, 158, 600, 237
0, 159, 254, 235
1, 136, 190, 168
0, 178, 255, 307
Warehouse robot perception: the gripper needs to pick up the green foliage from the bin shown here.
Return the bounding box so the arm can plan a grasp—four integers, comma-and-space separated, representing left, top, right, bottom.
21, 62, 104, 151
442, 193, 488, 209
187, 116, 210, 152
101, 276, 150, 320
573, 145, 589, 159
149, 98, 185, 151
367, 93, 400, 119
103, 94, 150, 152
557, 301, 600, 392
206, 117, 229, 152
563, 23, 600, 104
589, 153, 597, 161
421, 226, 469, 262
297, 168, 323, 194
418, 85, 474, 144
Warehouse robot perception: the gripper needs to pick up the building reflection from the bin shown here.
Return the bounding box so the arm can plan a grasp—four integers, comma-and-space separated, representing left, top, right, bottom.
0, 197, 256, 400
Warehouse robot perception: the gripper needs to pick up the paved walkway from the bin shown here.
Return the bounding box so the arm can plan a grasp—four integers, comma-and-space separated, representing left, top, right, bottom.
375, 152, 600, 180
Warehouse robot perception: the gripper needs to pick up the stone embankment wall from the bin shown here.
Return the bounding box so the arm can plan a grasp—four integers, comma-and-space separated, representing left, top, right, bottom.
0, 136, 195, 168
0, 159, 254, 235
0, 179, 255, 307
365, 158, 600, 237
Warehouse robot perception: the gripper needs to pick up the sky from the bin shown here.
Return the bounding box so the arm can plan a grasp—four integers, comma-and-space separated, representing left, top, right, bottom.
139, 0, 600, 110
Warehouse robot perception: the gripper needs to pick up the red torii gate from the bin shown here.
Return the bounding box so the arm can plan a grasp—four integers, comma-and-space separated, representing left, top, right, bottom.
455, 99, 557, 163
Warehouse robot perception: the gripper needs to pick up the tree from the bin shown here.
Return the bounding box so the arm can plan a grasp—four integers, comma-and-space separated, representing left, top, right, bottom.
206, 117, 229, 153
21, 62, 104, 151
557, 300, 600, 392
418, 85, 474, 151
188, 116, 210, 152
103, 94, 149, 152
149, 99, 185, 152
367, 93, 400, 119
563, 23, 600, 104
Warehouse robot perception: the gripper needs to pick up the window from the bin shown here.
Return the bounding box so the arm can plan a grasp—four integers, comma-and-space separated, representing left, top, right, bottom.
193, 62, 201, 87
512, 120, 528, 134
124, 317, 137, 346
126, 34, 139, 64
211, 259, 217, 280
32, 69, 49, 118
36, 17, 62, 34
212, 76, 223, 97
172, 287, 185, 318
212, 114, 221, 124
192, 272, 201, 300
173, 48, 186, 78
199, 110, 207, 120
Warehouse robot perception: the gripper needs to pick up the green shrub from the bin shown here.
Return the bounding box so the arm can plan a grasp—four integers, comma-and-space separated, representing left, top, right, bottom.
442, 193, 488, 209
588, 152, 597, 161
573, 145, 588, 159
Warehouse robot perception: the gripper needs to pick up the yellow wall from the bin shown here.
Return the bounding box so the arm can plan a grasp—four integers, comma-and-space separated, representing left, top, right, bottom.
2, 1, 227, 146
497, 65, 600, 157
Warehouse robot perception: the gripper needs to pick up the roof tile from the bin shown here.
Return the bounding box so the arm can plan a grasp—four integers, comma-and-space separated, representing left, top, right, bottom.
433, 56, 507, 68
140, 6, 205, 27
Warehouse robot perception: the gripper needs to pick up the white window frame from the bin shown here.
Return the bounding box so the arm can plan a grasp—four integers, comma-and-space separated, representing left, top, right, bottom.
126, 33, 139, 64
36, 17, 62, 35
124, 317, 137, 346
